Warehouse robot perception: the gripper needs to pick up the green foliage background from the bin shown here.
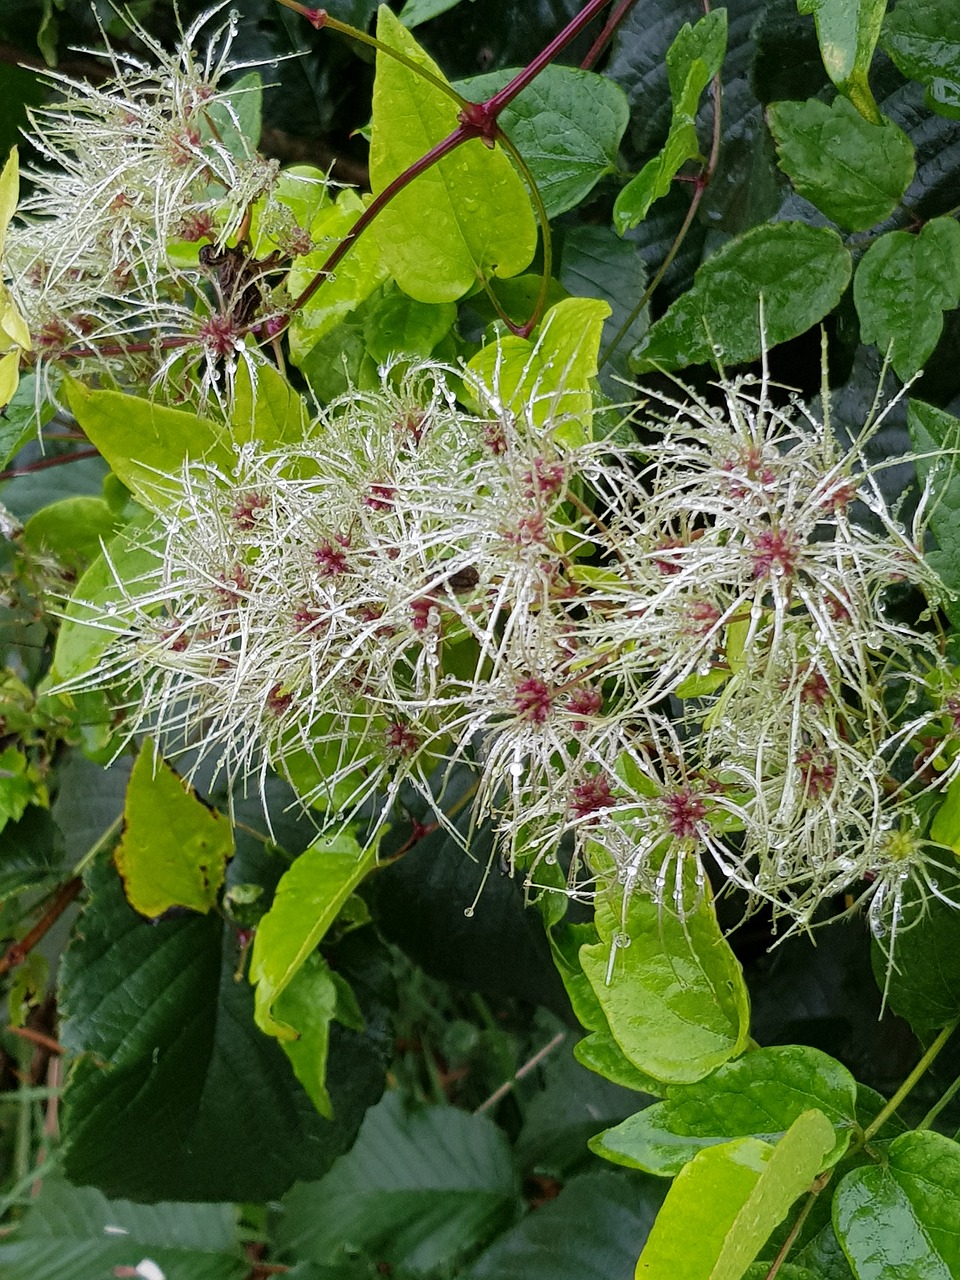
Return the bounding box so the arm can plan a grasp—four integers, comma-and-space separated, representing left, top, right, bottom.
1, 1, 960, 1278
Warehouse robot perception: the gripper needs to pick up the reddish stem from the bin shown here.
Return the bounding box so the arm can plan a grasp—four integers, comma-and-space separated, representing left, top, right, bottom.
581, 0, 639, 70
291, 129, 466, 313
5, 1025, 64, 1055
0, 448, 99, 483
0, 879, 83, 978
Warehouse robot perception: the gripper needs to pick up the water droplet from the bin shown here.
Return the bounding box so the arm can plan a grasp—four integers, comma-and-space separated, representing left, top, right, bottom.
871, 915, 886, 938
614, 931, 631, 949
544, 853, 558, 866
463, 906, 475, 918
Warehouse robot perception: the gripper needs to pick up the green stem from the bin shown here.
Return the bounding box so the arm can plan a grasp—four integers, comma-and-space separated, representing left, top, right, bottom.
862, 1019, 960, 1144
918, 1064, 960, 1132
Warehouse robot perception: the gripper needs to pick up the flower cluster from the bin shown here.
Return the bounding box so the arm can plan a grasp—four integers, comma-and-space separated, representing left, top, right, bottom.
2, 5, 308, 405
68, 358, 960, 940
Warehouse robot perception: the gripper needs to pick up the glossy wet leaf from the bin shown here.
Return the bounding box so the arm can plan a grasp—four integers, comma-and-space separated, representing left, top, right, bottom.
631, 222, 851, 372
272, 950, 340, 1118
465, 296, 610, 447
287, 189, 391, 361
592, 1045, 856, 1175
797, 0, 886, 123
614, 10, 727, 231
579, 865, 750, 1085
368, 6, 536, 302
58, 854, 384, 1201
834, 1129, 960, 1278
559, 224, 649, 389
277, 1091, 520, 1274
768, 96, 914, 230
0, 1177, 245, 1280
231, 357, 311, 448
249, 828, 378, 1039
458, 64, 630, 219
635, 1110, 835, 1279
853, 218, 960, 380
114, 741, 233, 919
363, 284, 457, 362
882, 0, 960, 120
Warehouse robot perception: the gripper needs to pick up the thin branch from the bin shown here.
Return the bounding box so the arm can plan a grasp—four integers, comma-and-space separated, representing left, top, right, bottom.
862, 1019, 960, 1144
581, 0, 640, 71
0, 878, 83, 978
474, 1030, 566, 1114
5, 1026, 64, 1056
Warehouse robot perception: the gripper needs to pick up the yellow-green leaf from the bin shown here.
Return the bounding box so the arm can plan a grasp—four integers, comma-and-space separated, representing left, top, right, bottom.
465, 296, 610, 446
250, 829, 379, 1039
115, 740, 234, 918
368, 5, 536, 303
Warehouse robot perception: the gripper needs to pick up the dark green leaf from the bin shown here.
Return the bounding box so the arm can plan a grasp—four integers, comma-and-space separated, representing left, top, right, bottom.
882, 0, 960, 120
458, 64, 630, 220
559, 224, 649, 391
399, 0, 466, 26
59, 854, 385, 1201
276, 1092, 520, 1274
0, 373, 50, 469
853, 219, 960, 379
768, 96, 914, 230
907, 399, 960, 616
0, 1176, 245, 1280
631, 222, 851, 372
797, 0, 887, 123
834, 1130, 960, 1278
869, 879, 960, 1033
201, 70, 262, 154
462, 1171, 663, 1280
0, 804, 65, 897
591, 1045, 857, 1175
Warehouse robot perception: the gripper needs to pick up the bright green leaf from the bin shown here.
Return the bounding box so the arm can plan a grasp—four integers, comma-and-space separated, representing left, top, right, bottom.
277, 1091, 520, 1274
591, 1044, 857, 1175
580, 865, 750, 1085
768, 96, 915, 230
287, 189, 391, 361
0, 745, 43, 833
574, 1030, 667, 1095
614, 10, 727, 232
22, 495, 121, 571
853, 218, 960, 380
931, 773, 960, 852
0, 1176, 245, 1280
114, 740, 234, 918
631, 222, 851, 372
63, 380, 232, 507
51, 513, 163, 684
363, 284, 457, 362
273, 950, 340, 1117
881, 0, 960, 120
834, 1130, 960, 1278
635, 1111, 835, 1279
458, 64, 630, 220
250, 828, 379, 1039
465, 296, 610, 446
797, 0, 887, 123
368, 6, 536, 302
0, 372, 50, 468
231, 356, 311, 448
